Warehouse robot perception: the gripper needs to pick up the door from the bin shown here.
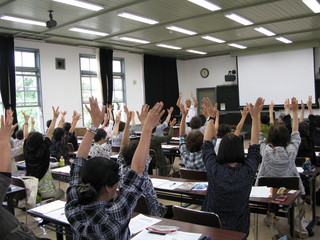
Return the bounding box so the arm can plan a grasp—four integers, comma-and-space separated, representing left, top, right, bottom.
196, 88, 216, 115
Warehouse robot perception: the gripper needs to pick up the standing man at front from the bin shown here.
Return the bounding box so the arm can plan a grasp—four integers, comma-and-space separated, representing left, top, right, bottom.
177, 92, 198, 126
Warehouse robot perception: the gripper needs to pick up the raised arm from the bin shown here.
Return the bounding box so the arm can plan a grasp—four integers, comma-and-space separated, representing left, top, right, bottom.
176, 92, 183, 108
165, 107, 173, 124
77, 98, 105, 159
58, 111, 67, 128
120, 105, 132, 150
284, 98, 290, 116
247, 98, 264, 145
131, 102, 164, 175
47, 106, 60, 140
22, 111, 30, 139
234, 106, 248, 136
112, 111, 121, 137
136, 104, 149, 126
203, 98, 217, 141
179, 103, 188, 135
300, 100, 305, 122
30, 117, 36, 132
269, 101, 274, 124
291, 97, 299, 132
70, 111, 81, 133
307, 96, 313, 115
191, 92, 198, 108
0, 110, 13, 173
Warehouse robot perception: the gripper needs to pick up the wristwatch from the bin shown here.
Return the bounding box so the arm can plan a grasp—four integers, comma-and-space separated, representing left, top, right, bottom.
207, 116, 216, 122
87, 125, 98, 134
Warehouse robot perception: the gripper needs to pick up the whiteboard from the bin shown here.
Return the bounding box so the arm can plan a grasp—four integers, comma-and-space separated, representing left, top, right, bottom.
238, 48, 315, 105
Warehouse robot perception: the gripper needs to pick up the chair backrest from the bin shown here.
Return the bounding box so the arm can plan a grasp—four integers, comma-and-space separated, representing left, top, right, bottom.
111, 146, 120, 152
14, 154, 24, 162
179, 168, 207, 181
74, 127, 87, 137
257, 176, 300, 190
11, 177, 27, 202
172, 205, 221, 228
66, 142, 75, 152
295, 157, 305, 167
148, 149, 158, 175
134, 195, 150, 215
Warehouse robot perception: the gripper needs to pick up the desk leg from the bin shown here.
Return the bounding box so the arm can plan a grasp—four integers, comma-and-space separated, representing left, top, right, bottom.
56, 225, 64, 240
289, 206, 295, 239
306, 176, 320, 236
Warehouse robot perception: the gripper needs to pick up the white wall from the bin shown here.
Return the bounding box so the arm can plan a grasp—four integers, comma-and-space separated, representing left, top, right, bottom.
14, 39, 145, 127
177, 55, 237, 99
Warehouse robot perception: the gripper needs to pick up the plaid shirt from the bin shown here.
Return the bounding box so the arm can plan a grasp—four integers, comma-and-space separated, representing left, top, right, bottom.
179, 134, 207, 171
65, 157, 144, 240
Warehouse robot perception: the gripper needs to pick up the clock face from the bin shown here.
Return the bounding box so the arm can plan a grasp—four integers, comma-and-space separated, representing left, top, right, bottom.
200, 68, 209, 78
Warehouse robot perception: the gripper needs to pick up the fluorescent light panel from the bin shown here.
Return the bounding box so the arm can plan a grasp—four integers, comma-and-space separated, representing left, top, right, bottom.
187, 0, 221, 11
118, 12, 158, 25
201, 35, 225, 43
119, 37, 150, 44
0, 15, 46, 26
69, 27, 108, 36
275, 37, 292, 44
156, 44, 181, 50
166, 26, 197, 35
302, 0, 320, 13
225, 13, 253, 25
53, 0, 103, 11
186, 49, 207, 55
254, 27, 276, 36
228, 43, 247, 49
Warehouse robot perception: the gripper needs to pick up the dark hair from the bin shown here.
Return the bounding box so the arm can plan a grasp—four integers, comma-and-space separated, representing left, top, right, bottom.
62, 122, 71, 132
190, 116, 202, 129
217, 134, 244, 164
121, 140, 139, 166
118, 121, 125, 132
78, 157, 119, 205
299, 121, 309, 138
52, 127, 65, 142
186, 131, 203, 152
267, 123, 290, 147
15, 129, 24, 140
94, 128, 107, 142
261, 114, 270, 125
217, 124, 231, 138
46, 119, 52, 128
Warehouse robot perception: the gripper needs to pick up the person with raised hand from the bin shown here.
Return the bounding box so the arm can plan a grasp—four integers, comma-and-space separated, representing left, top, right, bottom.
257, 97, 305, 194
153, 106, 174, 137
65, 98, 165, 239
201, 97, 263, 236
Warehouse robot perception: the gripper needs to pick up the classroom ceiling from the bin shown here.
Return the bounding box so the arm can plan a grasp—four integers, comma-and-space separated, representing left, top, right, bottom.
0, 0, 320, 60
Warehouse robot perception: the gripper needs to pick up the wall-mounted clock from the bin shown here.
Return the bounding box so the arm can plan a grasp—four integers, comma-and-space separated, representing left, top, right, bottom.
200, 68, 209, 78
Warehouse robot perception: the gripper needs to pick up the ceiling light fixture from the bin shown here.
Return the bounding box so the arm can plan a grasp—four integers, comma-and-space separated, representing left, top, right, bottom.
0, 15, 46, 26
118, 12, 158, 25
302, 0, 320, 13
53, 0, 103, 11
166, 26, 197, 35
187, 0, 221, 11
119, 37, 150, 44
254, 27, 276, 36
156, 44, 181, 50
228, 43, 247, 49
275, 37, 292, 44
201, 35, 225, 43
69, 27, 108, 36
225, 13, 253, 25
186, 49, 207, 55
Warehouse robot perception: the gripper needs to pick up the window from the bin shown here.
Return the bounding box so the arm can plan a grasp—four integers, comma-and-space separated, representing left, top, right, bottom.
15, 49, 43, 131
112, 58, 126, 113
80, 55, 101, 127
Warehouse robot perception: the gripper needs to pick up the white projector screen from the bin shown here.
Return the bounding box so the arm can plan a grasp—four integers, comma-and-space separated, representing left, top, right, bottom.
238, 48, 315, 106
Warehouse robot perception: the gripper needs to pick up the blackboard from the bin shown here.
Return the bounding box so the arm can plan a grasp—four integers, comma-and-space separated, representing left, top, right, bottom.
216, 85, 239, 111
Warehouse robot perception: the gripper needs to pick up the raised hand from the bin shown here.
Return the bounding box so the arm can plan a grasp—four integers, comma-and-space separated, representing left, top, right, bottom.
72, 111, 81, 121
84, 97, 105, 127
143, 102, 164, 132
201, 97, 217, 117
179, 103, 189, 116
52, 106, 60, 119
269, 101, 274, 111
124, 105, 130, 116
22, 111, 30, 123
170, 118, 177, 127
291, 97, 298, 113
115, 111, 121, 123
240, 106, 249, 118
0, 110, 13, 141
136, 104, 149, 125
167, 107, 174, 114
284, 98, 290, 115
307, 96, 312, 109
247, 97, 264, 119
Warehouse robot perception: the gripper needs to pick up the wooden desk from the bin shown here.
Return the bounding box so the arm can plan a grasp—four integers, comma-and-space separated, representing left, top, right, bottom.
5, 184, 25, 215
28, 200, 246, 240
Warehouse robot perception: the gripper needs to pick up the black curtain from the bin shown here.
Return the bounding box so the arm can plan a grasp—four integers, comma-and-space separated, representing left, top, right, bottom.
99, 48, 113, 105
144, 54, 179, 116
0, 35, 17, 124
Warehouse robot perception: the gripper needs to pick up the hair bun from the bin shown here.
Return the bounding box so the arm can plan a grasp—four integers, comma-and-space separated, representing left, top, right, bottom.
77, 182, 98, 205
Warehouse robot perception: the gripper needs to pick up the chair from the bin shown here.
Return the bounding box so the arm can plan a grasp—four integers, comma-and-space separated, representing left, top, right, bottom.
179, 168, 207, 181
257, 177, 300, 190
172, 205, 221, 228
134, 195, 150, 215
10, 177, 28, 222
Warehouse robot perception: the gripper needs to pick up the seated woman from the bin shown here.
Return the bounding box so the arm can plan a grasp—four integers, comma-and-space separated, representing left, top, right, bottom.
65, 97, 164, 239
201, 97, 263, 236
256, 97, 305, 195
89, 128, 111, 158
117, 105, 167, 217
101, 104, 114, 138
111, 111, 125, 147
24, 107, 64, 200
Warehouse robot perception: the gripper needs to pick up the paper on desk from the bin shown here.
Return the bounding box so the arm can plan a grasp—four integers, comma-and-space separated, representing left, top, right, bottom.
171, 137, 180, 141
110, 154, 119, 159
296, 167, 303, 173
51, 166, 71, 173
129, 214, 161, 235
155, 181, 184, 190
161, 145, 177, 149
45, 207, 69, 224
31, 200, 66, 214
132, 229, 202, 240
250, 186, 271, 198
150, 178, 170, 188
